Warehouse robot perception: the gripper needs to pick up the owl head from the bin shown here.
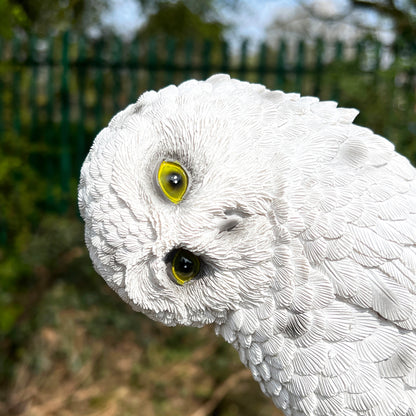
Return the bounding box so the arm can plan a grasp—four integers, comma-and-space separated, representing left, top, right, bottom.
78, 74, 298, 327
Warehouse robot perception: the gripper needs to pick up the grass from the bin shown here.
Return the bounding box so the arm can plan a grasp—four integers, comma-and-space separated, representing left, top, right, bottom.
2, 275, 283, 416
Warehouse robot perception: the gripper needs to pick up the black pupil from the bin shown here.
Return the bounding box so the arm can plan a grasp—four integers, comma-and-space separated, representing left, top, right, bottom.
168, 172, 182, 188
176, 255, 194, 275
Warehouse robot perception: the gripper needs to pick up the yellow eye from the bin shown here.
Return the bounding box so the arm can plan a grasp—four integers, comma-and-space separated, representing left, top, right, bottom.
171, 249, 200, 285
157, 160, 188, 204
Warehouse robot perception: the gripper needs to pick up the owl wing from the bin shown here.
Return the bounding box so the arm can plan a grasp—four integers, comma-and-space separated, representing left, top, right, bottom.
288, 120, 416, 331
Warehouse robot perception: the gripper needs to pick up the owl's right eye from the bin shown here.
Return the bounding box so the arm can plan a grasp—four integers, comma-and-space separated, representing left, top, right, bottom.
157, 160, 188, 204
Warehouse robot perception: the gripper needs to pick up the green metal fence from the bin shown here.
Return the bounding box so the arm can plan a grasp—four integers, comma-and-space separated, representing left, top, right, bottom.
1, 32, 415, 246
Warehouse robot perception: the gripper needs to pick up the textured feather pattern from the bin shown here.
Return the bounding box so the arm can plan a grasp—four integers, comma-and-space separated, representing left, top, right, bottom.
79, 75, 416, 416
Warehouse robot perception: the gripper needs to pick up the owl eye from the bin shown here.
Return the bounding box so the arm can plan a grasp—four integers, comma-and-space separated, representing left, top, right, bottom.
171, 248, 200, 285
157, 160, 188, 204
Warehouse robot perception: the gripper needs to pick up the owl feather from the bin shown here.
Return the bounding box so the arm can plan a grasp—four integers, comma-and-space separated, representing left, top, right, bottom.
78, 74, 416, 416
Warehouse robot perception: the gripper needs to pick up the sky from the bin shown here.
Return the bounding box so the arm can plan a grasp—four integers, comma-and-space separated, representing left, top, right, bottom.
101, 0, 390, 44
101, 0, 308, 41
101, 0, 143, 38
225, 0, 298, 42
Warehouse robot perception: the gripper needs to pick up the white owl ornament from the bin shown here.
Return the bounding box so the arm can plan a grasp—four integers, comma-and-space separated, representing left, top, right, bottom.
78, 74, 416, 416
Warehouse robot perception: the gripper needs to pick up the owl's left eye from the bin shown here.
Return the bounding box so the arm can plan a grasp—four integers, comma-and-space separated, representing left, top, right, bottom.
157, 160, 188, 204
170, 248, 200, 285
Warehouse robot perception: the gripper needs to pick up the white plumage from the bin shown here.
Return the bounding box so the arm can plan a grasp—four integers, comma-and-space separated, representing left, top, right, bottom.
78, 74, 416, 416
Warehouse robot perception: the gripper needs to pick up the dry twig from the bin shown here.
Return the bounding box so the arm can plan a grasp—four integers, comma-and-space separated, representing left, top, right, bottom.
189, 369, 251, 416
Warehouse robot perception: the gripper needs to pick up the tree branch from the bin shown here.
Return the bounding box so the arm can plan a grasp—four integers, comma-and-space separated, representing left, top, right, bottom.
352, 0, 400, 16
298, 0, 352, 23
189, 369, 252, 416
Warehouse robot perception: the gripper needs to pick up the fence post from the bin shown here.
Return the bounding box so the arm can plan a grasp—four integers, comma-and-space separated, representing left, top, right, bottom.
238, 39, 248, 80
405, 42, 416, 133
275, 39, 287, 91
60, 31, 71, 212
201, 39, 212, 80
295, 40, 305, 92
0, 38, 3, 136
220, 41, 230, 75
147, 37, 157, 90
112, 35, 123, 113
76, 35, 87, 173
46, 35, 55, 208
355, 40, 364, 69
330, 40, 344, 101
314, 38, 324, 96
0, 39, 4, 246
28, 35, 39, 143
257, 42, 267, 85
165, 37, 176, 86
373, 40, 381, 72
11, 36, 21, 135
183, 38, 194, 81
94, 38, 104, 133
129, 37, 140, 102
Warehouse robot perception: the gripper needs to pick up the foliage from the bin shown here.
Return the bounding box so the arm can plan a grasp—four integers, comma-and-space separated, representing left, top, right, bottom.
0, 0, 239, 39
267, 0, 416, 49
0, 133, 47, 333
325, 45, 416, 163
3, 0, 109, 36
349, 0, 416, 43
0, 132, 89, 386
138, 0, 240, 20
136, 1, 227, 42
0, 0, 28, 38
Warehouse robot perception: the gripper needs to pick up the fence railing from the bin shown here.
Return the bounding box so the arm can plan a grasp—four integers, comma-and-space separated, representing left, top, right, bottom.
1, 32, 416, 246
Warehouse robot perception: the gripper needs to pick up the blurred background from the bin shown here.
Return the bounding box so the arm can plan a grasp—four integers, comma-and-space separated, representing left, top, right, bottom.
0, 0, 415, 415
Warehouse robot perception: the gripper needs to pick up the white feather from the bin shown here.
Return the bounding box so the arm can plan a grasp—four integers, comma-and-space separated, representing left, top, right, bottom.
79, 75, 416, 416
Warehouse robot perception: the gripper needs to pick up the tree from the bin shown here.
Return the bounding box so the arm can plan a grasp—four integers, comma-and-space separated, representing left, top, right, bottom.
138, 0, 239, 21
136, 0, 227, 42
0, 0, 27, 38
266, 0, 416, 164
267, 0, 371, 44
4, 0, 110, 36
350, 0, 416, 43
268, 0, 416, 45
